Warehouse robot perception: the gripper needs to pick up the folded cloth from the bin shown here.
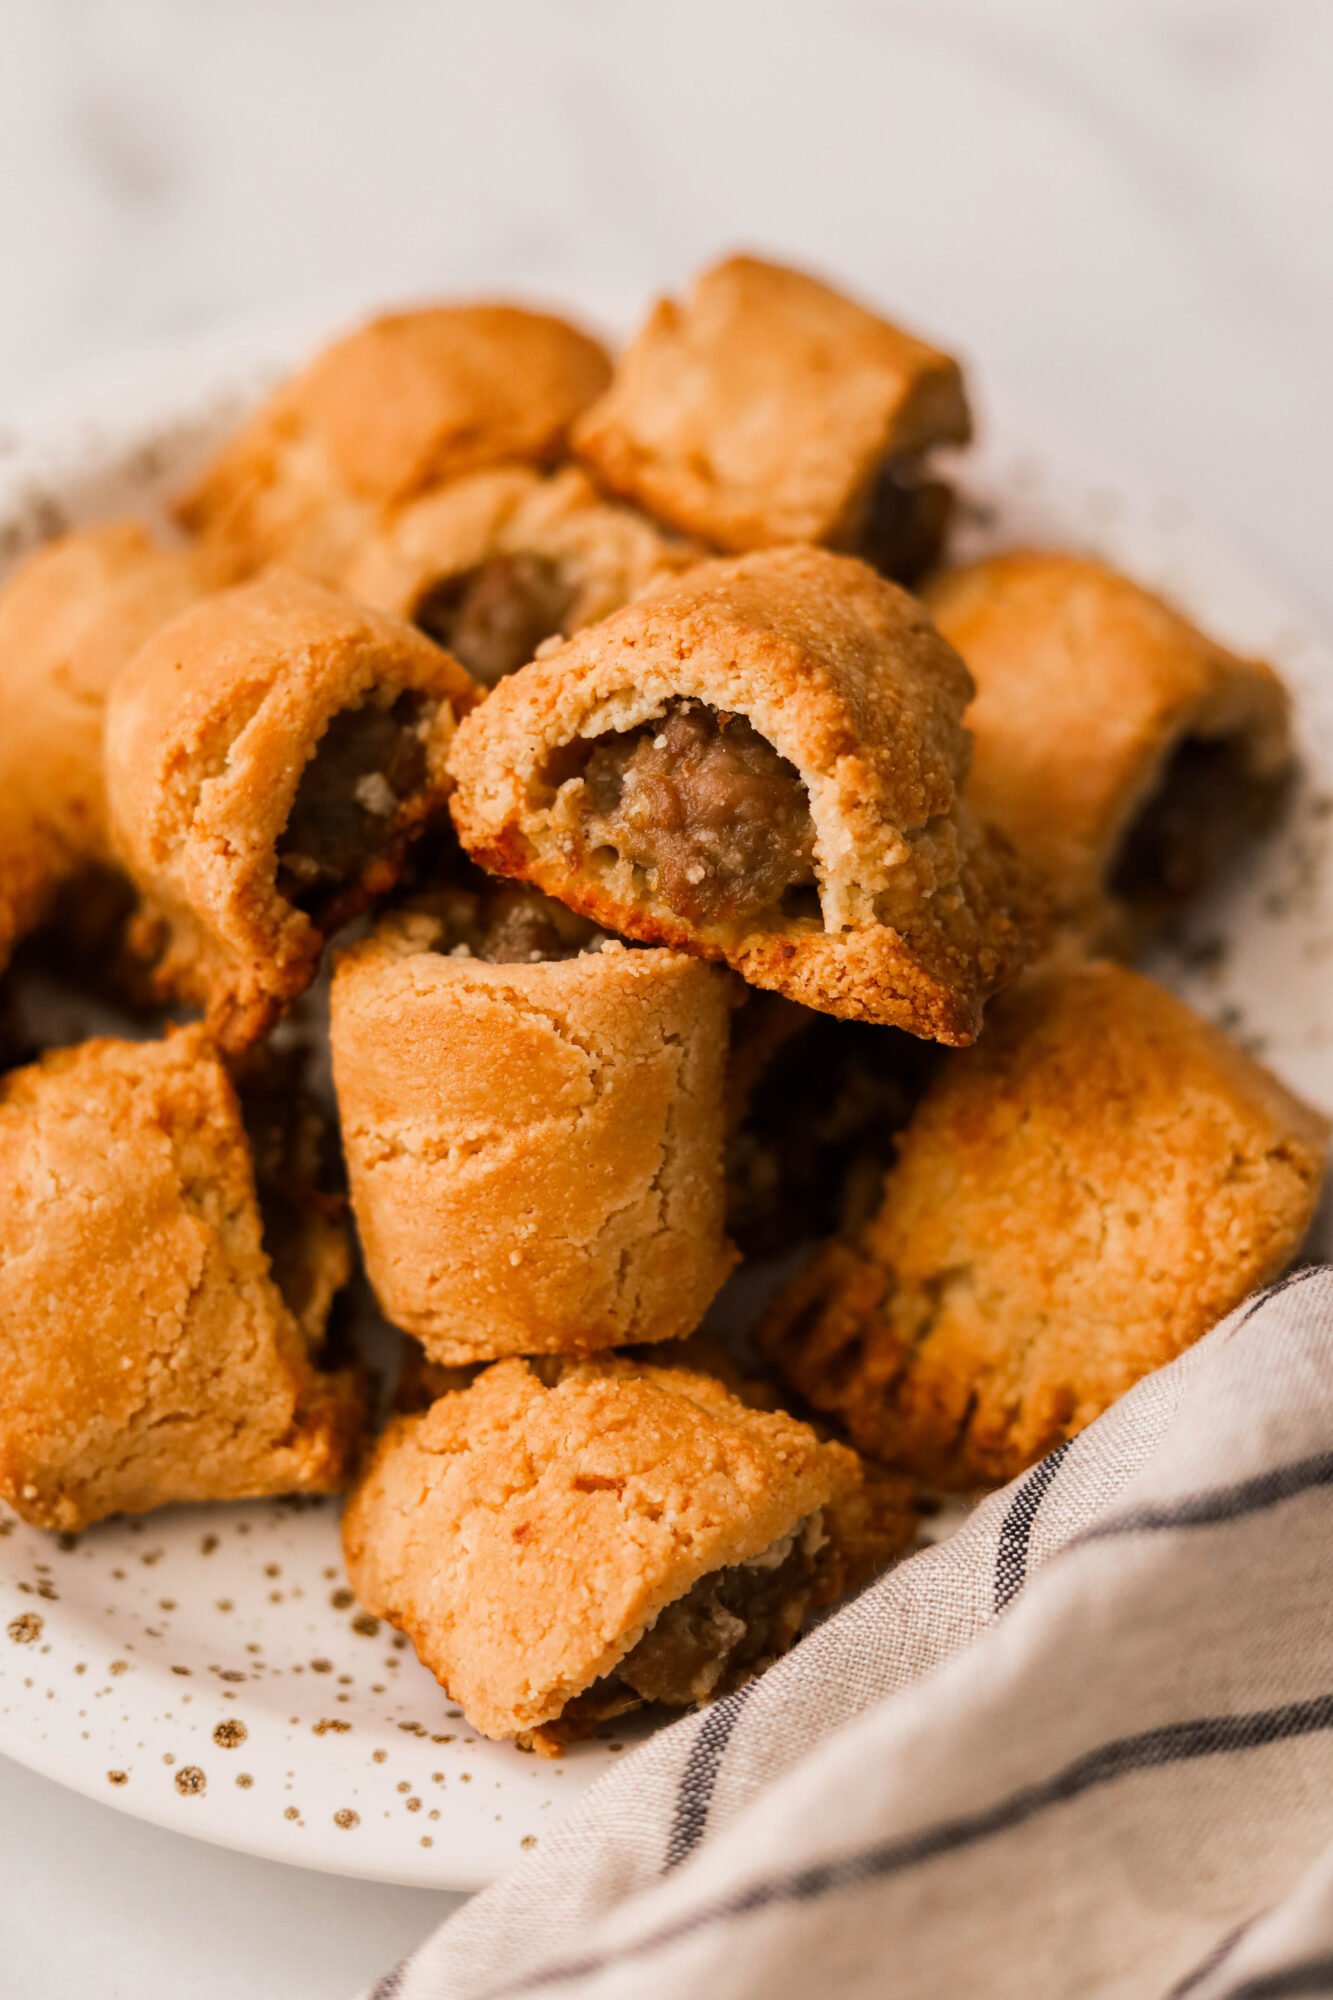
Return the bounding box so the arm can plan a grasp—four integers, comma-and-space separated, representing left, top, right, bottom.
365, 1267, 1333, 2000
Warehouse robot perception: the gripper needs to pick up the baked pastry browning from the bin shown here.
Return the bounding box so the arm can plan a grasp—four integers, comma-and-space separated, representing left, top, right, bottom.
638, 1329, 923, 1598
447, 547, 1040, 1044
345, 465, 704, 686
176, 304, 613, 581
0, 1028, 363, 1531
106, 569, 478, 1047
573, 255, 970, 578
331, 884, 737, 1361
0, 521, 227, 976
759, 962, 1329, 1488
342, 1356, 867, 1744
924, 551, 1293, 944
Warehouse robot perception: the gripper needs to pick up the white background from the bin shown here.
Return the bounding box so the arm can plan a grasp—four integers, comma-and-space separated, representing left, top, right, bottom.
0, 3, 1330, 1995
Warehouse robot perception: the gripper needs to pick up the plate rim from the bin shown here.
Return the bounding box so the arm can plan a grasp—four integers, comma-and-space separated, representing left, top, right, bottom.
1, 314, 1330, 1887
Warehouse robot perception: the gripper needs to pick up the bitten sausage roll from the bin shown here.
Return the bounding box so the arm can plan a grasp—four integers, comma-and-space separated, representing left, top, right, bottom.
344, 464, 703, 686
759, 961, 1329, 1488
0, 1027, 363, 1531
176, 303, 612, 582
574, 255, 970, 581
924, 551, 1293, 947
331, 879, 736, 1361
447, 547, 1041, 1044
106, 569, 479, 1047
342, 1355, 907, 1748
0, 521, 227, 977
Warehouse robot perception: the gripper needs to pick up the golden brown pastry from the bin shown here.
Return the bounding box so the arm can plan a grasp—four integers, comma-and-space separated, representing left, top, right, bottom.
330, 880, 736, 1361
106, 569, 478, 1048
342, 1355, 881, 1746
924, 551, 1293, 945
447, 546, 1040, 1045
574, 255, 970, 579
759, 962, 1329, 1488
0, 1027, 363, 1531
176, 304, 613, 581
643, 1327, 925, 1597
0, 521, 227, 976
344, 463, 704, 686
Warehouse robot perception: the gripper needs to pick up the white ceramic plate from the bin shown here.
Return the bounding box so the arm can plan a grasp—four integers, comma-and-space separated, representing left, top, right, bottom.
0, 322, 1330, 1889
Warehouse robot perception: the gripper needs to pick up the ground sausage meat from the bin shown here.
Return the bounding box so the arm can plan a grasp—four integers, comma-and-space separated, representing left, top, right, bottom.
526, 1516, 825, 1750
238, 1057, 341, 1335
414, 553, 576, 687
1111, 734, 1283, 908
615, 1517, 821, 1706
433, 878, 605, 965
276, 692, 432, 915
577, 701, 817, 930
856, 454, 953, 586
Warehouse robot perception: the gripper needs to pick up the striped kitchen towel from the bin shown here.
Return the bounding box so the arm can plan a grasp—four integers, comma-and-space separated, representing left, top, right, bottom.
366, 1266, 1333, 2000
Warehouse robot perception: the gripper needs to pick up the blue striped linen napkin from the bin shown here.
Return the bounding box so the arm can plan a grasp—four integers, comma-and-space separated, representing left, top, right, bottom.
365, 1267, 1333, 2000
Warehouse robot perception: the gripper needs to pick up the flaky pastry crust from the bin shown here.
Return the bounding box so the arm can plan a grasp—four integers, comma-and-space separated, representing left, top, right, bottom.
175, 304, 612, 581
342, 1356, 859, 1739
759, 962, 1329, 1487
106, 569, 478, 1048
0, 522, 228, 974
331, 911, 737, 1361
447, 547, 1040, 1044
925, 550, 1293, 945
343, 463, 703, 677
0, 1027, 362, 1530
574, 255, 970, 556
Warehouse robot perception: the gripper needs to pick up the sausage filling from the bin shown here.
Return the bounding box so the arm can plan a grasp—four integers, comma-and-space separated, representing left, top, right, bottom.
528, 1514, 825, 1748
856, 454, 953, 586
728, 1016, 937, 1255
574, 701, 817, 932
1111, 733, 1284, 909
239, 1058, 344, 1346
276, 692, 434, 918
414, 553, 576, 688
428, 876, 606, 965
616, 1515, 822, 1705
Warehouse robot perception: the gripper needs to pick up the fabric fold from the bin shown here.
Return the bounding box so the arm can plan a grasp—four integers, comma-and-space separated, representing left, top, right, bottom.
366, 1267, 1333, 2000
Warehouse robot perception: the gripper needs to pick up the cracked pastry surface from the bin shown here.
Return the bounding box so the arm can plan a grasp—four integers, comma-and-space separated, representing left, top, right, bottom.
924, 550, 1293, 947
447, 546, 1041, 1045
344, 464, 704, 685
637, 1329, 923, 1601
573, 255, 970, 575
175, 303, 612, 582
341, 1355, 866, 1743
0, 1026, 363, 1531
758, 961, 1330, 1488
331, 885, 737, 1362
0, 521, 228, 977
105, 568, 479, 1049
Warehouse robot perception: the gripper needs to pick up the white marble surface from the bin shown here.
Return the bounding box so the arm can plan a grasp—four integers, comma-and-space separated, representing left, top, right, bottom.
0, 4, 1330, 1995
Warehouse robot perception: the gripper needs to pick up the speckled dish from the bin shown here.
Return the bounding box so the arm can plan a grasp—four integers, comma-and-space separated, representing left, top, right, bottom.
0, 316, 1329, 1888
